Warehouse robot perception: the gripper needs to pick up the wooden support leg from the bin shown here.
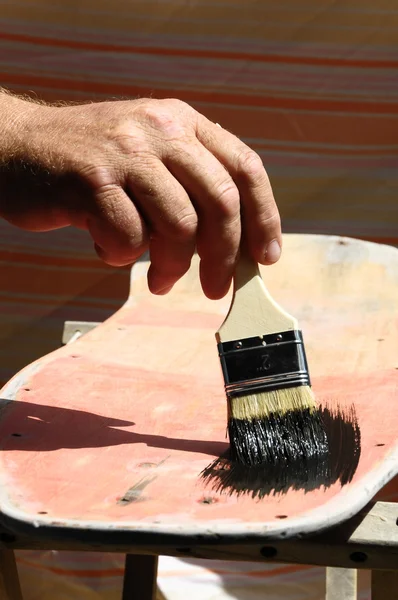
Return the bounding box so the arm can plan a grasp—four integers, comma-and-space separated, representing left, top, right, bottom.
326, 567, 357, 599
0, 549, 23, 600
122, 554, 158, 600
156, 588, 167, 600
371, 570, 398, 600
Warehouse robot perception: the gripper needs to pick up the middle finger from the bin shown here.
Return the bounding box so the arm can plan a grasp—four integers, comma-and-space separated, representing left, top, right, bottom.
164, 139, 241, 299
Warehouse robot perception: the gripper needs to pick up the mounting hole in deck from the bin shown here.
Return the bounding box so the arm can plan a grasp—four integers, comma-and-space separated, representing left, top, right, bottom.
276, 515, 288, 519
350, 552, 368, 563
176, 548, 191, 554
38, 511, 47, 515
11, 433, 22, 437
260, 546, 277, 559
24, 388, 31, 392
199, 497, 218, 505
376, 443, 385, 447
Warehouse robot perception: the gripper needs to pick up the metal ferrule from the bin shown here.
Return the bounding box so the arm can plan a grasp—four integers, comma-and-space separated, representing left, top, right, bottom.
217, 330, 311, 398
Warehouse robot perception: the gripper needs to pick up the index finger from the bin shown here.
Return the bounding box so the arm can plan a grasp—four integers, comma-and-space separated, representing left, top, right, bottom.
195, 116, 282, 265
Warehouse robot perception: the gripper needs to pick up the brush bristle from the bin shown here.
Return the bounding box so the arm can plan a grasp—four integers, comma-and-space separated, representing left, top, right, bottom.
227, 386, 329, 466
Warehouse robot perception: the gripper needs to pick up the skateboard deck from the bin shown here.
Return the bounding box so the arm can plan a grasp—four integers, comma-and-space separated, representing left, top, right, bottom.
0, 234, 396, 545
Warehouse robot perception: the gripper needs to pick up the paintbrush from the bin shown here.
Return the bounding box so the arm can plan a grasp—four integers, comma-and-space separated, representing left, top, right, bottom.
216, 251, 328, 467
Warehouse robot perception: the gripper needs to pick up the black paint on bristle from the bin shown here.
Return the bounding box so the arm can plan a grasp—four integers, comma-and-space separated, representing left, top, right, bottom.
322, 404, 361, 486
200, 404, 361, 499
228, 407, 329, 467
201, 452, 330, 499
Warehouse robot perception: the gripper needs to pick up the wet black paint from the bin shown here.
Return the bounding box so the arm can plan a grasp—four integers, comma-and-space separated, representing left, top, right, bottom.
201, 404, 361, 498
228, 407, 329, 467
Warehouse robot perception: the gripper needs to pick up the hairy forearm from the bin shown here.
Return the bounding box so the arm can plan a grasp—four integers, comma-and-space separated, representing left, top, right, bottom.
0, 89, 64, 229
0, 89, 43, 163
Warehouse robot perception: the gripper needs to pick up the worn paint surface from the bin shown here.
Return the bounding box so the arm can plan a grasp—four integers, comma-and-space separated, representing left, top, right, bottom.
0, 234, 397, 537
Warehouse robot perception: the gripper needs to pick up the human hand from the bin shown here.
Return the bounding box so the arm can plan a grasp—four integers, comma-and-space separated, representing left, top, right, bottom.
0, 94, 281, 299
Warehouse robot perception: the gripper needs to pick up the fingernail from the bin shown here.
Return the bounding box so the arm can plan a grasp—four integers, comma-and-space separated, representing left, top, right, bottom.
265, 239, 281, 264
149, 279, 174, 295
154, 285, 173, 295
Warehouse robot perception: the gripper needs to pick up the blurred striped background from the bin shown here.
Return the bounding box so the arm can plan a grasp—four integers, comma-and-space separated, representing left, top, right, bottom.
0, 1, 397, 598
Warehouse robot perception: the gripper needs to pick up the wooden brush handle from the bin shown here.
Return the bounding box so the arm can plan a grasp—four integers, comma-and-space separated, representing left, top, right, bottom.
234, 251, 263, 291
216, 253, 298, 343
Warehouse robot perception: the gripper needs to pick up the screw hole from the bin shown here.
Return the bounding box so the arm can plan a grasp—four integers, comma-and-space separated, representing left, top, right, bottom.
199, 497, 218, 505
376, 443, 385, 447
24, 388, 31, 392
70, 355, 80, 359
350, 552, 367, 563
260, 546, 277, 559
11, 433, 22, 437
276, 515, 288, 519
37, 511, 47, 515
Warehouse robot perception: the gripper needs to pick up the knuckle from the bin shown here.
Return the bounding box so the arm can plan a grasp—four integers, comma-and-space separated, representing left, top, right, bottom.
211, 181, 240, 219
236, 148, 265, 180
162, 98, 189, 113
142, 105, 171, 130
169, 210, 198, 241
257, 210, 281, 230
113, 128, 151, 158
129, 152, 159, 175
78, 163, 114, 190
138, 102, 187, 139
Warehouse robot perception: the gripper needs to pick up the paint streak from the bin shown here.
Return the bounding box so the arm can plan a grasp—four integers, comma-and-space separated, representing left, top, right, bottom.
117, 474, 157, 505
201, 404, 361, 498
117, 456, 169, 505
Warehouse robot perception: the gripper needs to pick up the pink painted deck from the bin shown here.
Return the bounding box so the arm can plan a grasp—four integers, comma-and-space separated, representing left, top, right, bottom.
0, 234, 397, 541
